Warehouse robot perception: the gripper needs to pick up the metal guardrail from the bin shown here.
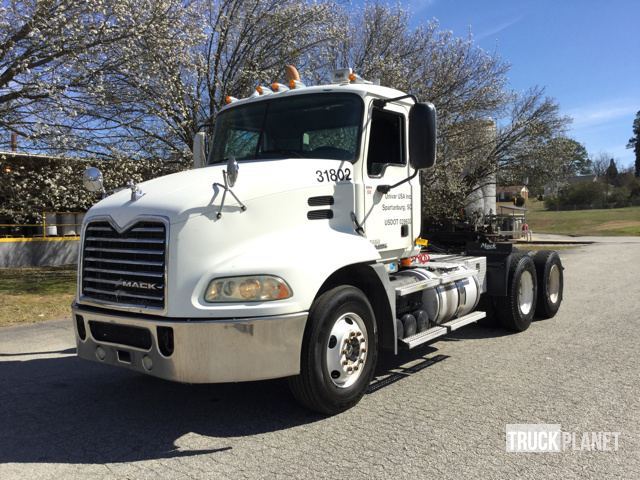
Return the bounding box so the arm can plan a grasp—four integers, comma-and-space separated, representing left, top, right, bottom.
0, 211, 85, 238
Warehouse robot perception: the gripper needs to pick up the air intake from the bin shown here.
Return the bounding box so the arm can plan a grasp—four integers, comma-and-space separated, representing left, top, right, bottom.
308, 196, 335, 206
307, 210, 334, 220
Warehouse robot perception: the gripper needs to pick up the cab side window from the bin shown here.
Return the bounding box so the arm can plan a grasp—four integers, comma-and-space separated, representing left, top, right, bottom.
367, 109, 405, 177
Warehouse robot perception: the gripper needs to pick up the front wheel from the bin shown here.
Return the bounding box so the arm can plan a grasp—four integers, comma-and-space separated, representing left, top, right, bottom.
289, 286, 378, 415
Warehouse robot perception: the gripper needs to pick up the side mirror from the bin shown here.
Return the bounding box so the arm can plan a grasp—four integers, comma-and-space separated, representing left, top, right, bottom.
193, 132, 208, 169
409, 102, 437, 170
83, 167, 105, 193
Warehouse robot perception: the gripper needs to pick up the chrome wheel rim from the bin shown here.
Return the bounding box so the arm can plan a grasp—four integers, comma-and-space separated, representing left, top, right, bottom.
548, 264, 561, 304
326, 312, 368, 388
518, 270, 534, 315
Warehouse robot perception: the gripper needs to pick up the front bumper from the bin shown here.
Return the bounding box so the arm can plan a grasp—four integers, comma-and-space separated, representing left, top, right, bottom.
72, 304, 308, 383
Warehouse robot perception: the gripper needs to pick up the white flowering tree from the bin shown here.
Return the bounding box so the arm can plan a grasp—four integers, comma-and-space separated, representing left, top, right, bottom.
0, 0, 203, 158
170, 0, 342, 145
1, 0, 342, 160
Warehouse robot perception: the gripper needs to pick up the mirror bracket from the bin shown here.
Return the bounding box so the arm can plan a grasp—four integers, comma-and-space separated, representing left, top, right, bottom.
373, 94, 418, 109
376, 169, 419, 194
212, 158, 247, 219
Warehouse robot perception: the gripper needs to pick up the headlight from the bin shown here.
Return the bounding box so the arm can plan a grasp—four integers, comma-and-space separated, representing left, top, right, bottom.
204, 275, 292, 302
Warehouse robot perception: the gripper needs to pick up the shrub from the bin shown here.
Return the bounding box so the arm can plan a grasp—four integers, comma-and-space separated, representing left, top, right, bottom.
561, 182, 605, 209
544, 180, 637, 210
544, 196, 558, 210
607, 187, 631, 208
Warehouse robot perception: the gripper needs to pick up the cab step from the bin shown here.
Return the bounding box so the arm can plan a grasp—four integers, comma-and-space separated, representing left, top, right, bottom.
400, 311, 486, 349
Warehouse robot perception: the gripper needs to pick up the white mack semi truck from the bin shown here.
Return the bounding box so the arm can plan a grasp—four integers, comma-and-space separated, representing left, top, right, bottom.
72, 67, 564, 414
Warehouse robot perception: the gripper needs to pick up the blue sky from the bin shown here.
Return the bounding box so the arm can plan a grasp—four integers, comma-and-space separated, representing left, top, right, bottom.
403, 0, 639, 168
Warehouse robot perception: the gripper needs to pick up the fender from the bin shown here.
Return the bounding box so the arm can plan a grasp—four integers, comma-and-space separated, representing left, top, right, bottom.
466, 241, 515, 297
181, 223, 382, 318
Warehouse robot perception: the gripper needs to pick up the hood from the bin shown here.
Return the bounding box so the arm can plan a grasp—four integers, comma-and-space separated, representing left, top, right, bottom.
85, 158, 354, 228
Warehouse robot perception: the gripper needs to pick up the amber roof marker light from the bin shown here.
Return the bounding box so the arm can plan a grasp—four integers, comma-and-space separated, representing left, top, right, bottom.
271, 82, 289, 92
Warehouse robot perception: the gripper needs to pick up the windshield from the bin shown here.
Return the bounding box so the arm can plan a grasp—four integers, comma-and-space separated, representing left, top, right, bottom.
207, 93, 364, 164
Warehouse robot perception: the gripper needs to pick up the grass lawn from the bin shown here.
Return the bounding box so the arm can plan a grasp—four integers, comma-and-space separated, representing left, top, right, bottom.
0, 266, 76, 327
524, 200, 640, 236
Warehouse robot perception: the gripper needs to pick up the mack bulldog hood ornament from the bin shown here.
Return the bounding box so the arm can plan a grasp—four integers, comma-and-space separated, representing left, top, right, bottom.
126, 179, 145, 201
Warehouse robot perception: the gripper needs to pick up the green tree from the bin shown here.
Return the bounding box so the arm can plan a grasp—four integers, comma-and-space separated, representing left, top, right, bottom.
562, 139, 591, 175
606, 158, 619, 184
627, 110, 640, 177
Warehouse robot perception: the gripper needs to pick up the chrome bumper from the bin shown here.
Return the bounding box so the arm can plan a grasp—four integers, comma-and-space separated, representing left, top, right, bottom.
72, 305, 308, 383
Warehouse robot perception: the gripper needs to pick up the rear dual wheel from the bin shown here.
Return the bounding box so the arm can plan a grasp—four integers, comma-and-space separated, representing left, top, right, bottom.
495, 250, 564, 331
532, 250, 564, 319
495, 253, 538, 332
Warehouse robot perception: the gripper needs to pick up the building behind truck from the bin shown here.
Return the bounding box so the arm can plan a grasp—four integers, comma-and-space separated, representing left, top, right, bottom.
72, 67, 564, 414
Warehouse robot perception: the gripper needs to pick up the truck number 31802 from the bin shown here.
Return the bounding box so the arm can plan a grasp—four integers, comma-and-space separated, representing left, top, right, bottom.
315, 168, 352, 182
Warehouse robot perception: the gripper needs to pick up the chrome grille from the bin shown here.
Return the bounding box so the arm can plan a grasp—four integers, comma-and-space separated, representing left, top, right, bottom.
81, 220, 166, 309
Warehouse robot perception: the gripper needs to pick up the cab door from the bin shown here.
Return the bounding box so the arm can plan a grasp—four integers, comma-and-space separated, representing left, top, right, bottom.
361, 103, 414, 260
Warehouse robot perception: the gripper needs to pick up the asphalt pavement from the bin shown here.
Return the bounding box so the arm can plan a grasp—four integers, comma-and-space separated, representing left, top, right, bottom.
1, 237, 639, 479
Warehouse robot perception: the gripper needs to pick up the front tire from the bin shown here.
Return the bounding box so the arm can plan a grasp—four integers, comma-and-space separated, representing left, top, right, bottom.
289, 286, 378, 415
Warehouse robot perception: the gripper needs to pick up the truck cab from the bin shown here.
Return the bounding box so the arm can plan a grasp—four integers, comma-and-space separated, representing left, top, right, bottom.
73, 69, 563, 414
